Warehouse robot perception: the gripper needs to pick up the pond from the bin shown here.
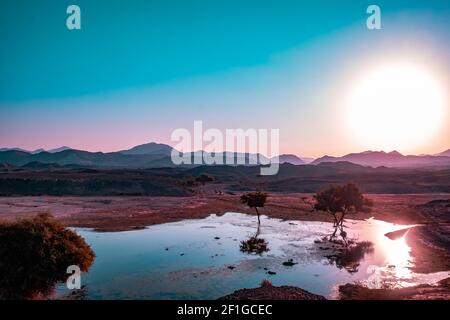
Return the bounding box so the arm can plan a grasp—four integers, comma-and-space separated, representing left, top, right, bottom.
55, 212, 449, 299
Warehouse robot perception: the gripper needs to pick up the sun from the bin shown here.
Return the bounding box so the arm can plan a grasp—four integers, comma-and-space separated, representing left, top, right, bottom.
344, 63, 446, 151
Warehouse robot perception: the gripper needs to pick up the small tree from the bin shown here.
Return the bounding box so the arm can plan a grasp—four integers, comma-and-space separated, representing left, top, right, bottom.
240, 192, 268, 225
195, 173, 215, 185
192, 173, 215, 196
314, 183, 372, 245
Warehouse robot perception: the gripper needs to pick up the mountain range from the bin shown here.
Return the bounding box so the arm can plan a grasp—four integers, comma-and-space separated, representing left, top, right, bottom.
0, 146, 72, 154
0, 142, 449, 169
311, 150, 450, 168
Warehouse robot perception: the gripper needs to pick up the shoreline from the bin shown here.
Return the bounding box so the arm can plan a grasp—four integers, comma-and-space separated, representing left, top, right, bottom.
1, 193, 446, 229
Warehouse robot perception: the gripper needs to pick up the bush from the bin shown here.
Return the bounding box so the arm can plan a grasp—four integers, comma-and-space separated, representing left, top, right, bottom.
195, 173, 215, 185
0, 213, 95, 299
240, 192, 267, 209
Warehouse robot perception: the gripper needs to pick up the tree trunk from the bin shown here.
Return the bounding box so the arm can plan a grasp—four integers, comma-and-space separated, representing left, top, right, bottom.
328, 211, 336, 227
328, 212, 338, 240
338, 213, 348, 246
255, 207, 260, 225
330, 227, 338, 240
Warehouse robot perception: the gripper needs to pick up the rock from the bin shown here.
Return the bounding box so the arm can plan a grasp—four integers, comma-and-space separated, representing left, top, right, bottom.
218, 282, 326, 300
282, 259, 297, 267
267, 271, 276, 275
385, 227, 411, 240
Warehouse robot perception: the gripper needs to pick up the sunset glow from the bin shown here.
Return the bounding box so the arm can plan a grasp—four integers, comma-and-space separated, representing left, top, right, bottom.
344, 63, 446, 152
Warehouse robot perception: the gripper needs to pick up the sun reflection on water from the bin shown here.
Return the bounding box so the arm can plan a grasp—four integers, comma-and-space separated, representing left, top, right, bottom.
358, 220, 417, 288
382, 234, 413, 283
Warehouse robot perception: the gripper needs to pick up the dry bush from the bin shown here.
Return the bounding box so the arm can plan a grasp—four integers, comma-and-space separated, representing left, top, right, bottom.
0, 213, 95, 299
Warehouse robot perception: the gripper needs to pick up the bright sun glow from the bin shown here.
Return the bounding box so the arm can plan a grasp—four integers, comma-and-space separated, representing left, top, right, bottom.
345, 63, 446, 151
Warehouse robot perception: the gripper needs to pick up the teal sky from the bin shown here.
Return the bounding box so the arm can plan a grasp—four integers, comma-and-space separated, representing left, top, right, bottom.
1, 0, 449, 156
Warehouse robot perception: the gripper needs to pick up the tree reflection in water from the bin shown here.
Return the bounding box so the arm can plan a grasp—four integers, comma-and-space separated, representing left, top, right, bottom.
240, 224, 270, 255
323, 240, 374, 274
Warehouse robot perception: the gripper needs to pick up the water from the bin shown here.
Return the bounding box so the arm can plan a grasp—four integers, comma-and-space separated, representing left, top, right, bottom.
55, 212, 449, 299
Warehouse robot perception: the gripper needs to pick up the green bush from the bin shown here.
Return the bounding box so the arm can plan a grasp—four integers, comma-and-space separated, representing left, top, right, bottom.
0, 213, 95, 299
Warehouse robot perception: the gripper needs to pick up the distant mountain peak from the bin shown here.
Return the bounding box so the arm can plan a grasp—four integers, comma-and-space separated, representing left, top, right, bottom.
120, 142, 173, 155
47, 146, 72, 153
388, 150, 403, 156
435, 148, 450, 157
31, 148, 45, 154
273, 154, 305, 165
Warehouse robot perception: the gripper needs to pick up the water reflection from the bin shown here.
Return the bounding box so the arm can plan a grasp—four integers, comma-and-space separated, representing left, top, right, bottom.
322, 241, 374, 274
240, 224, 270, 255
360, 221, 415, 287
53, 213, 448, 300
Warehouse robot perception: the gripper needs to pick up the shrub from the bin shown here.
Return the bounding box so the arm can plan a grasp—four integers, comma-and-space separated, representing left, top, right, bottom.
0, 213, 95, 299
195, 173, 215, 185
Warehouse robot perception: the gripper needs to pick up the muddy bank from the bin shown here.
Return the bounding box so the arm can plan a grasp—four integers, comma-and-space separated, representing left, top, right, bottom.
1, 193, 447, 231
219, 281, 326, 300
339, 277, 450, 300
406, 199, 450, 273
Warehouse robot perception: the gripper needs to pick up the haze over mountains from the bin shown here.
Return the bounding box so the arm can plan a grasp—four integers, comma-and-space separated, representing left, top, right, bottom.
0, 142, 449, 169
312, 150, 450, 168
436, 149, 450, 157
0, 146, 72, 154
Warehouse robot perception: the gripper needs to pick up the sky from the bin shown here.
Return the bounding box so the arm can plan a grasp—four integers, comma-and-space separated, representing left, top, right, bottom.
0, 0, 449, 157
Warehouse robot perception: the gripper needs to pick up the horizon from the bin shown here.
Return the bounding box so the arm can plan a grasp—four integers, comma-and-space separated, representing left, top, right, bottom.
1, 140, 448, 159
